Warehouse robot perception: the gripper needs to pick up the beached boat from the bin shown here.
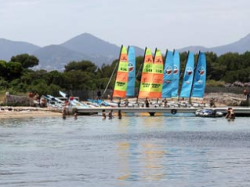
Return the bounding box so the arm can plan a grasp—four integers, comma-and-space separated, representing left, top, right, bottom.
195, 109, 223, 117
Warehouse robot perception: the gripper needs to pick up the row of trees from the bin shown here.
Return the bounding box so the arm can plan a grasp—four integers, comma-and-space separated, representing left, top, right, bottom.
0, 51, 250, 97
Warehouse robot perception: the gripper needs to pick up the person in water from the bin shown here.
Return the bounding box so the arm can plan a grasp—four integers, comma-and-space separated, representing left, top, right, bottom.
118, 110, 122, 119
74, 109, 78, 120
62, 106, 66, 119
108, 110, 114, 119
225, 108, 235, 121
102, 109, 106, 120
230, 108, 235, 121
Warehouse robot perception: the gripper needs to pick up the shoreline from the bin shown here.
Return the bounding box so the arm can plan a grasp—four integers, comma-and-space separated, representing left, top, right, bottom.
0, 107, 61, 119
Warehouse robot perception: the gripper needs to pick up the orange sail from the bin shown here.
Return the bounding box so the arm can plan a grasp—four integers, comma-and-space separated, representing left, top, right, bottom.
148, 49, 164, 98
113, 45, 129, 98
138, 48, 154, 98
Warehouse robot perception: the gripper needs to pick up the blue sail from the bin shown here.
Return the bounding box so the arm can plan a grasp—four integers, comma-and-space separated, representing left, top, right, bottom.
180, 52, 195, 98
126, 46, 136, 97
171, 50, 180, 98
191, 52, 206, 98
162, 51, 174, 98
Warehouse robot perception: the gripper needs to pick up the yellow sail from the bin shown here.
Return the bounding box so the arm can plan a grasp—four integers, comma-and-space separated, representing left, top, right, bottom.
149, 49, 164, 98
138, 48, 154, 98
113, 45, 129, 98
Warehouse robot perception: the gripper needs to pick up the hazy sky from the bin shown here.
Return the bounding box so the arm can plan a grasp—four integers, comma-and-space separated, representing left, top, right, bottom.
0, 0, 250, 51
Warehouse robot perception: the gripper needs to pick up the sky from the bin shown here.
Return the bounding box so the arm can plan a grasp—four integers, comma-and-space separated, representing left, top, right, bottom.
0, 0, 250, 51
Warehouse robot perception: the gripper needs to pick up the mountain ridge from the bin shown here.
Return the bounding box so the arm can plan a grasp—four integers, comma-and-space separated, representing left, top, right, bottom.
1, 33, 250, 70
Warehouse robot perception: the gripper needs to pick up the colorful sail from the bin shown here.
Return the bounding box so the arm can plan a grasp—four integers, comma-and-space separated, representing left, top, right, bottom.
171, 50, 180, 98
148, 49, 164, 98
112, 45, 129, 98
179, 52, 195, 98
138, 48, 154, 98
126, 46, 136, 97
191, 52, 206, 98
162, 50, 174, 98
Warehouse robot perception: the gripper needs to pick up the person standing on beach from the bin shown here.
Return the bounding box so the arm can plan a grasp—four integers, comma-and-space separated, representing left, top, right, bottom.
145, 98, 149, 108
97, 90, 101, 100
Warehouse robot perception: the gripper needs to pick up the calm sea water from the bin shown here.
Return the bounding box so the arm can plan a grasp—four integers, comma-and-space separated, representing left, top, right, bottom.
1, 114, 250, 187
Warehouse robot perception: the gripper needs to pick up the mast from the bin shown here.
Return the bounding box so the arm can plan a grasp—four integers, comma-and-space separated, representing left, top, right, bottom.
102, 61, 119, 99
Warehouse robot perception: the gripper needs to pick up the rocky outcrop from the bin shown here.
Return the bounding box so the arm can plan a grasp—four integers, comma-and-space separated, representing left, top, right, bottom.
205, 93, 247, 106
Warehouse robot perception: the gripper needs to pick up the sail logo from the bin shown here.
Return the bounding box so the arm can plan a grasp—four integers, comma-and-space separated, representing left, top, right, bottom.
173, 65, 179, 75
198, 66, 205, 76
164, 80, 171, 84
186, 67, 193, 76
198, 80, 203, 84
155, 58, 162, 63
145, 57, 152, 63
117, 82, 126, 87
128, 62, 134, 72
165, 66, 172, 76
121, 56, 128, 62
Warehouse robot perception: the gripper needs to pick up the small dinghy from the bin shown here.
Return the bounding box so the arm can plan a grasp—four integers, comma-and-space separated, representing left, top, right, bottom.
195, 109, 223, 117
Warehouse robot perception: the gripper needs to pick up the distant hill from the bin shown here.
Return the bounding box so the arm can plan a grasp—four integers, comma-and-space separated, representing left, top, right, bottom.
178, 33, 250, 55
61, 33, 120, 60
0, 38, 40, 61
1, 33, 250, 70
210, 33, 250, 55
32, 45, 92, 71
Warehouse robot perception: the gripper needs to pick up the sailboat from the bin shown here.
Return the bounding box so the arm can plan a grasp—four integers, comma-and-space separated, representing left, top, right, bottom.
171, 50, 180, 98
179, 52, 195, 98
126, 46, 136, 97
191, 52, 206, 98
112, 45, 129, 98
138, 47, 154, 98
148, 48, 164, 99
162, 50, 174, 98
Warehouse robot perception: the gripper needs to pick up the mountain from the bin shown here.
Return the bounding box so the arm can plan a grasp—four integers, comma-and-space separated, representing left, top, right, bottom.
32, 45, 93, 71
1, 33, 250, 70
61, 33, 120, 60
210, 33, 250, 55
178, 33, 250, 55
0, 38, 40, 61
32, 44, 114, 70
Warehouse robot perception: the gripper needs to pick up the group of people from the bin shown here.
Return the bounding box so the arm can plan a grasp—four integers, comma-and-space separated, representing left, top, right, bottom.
102, 109, 122, 120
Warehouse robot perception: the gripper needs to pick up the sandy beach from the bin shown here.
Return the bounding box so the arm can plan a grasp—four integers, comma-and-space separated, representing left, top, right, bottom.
0, 107, 61, 119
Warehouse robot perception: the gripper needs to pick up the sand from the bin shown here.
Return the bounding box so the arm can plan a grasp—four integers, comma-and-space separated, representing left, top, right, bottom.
0, 107, 61, 119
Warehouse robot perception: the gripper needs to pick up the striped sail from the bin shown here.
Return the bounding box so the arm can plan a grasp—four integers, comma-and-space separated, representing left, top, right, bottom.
191, 52, 206, 98
179, 52, 195, 98
148, 49, 164, 98
126, 46, 136, 97
162, 50, 174, 98
138, 48, 154, 98
171, 50, 180, 98
112, 45, 129, 98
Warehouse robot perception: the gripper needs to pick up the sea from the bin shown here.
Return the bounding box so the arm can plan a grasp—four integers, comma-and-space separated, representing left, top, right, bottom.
1, 113, 250, 187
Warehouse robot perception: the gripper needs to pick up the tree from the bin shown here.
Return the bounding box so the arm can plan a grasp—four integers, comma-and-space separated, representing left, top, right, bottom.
64, 60, 97, 72
11, 54, 39, 69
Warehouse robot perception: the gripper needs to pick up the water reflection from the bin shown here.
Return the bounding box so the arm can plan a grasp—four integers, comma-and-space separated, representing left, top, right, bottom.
116, 141, 167, 182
